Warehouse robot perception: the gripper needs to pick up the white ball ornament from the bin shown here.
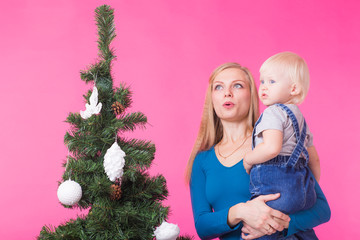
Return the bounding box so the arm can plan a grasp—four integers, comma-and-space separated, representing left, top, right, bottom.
153, 221, 180, 240
103, 141, 126, 182
57, 179, 82, 206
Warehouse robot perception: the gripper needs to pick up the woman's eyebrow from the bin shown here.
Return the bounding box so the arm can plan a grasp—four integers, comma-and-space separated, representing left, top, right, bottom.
233, 79, 246, 83
214, 79, 246, 84
213, 80, 223, 84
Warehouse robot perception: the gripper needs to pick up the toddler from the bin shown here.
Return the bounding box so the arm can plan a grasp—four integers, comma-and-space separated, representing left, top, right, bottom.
243, 52, 320, 240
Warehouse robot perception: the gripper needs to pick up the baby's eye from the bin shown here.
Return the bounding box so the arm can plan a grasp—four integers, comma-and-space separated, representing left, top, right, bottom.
234, 83, 243, 89
260, 80, 264, 84
270, 80, 276, 84
214, 85, 223, 90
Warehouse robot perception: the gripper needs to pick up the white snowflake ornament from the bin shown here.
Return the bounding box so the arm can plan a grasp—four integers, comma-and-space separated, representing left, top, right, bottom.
154, 221, 180, 240
103, 141, 126, 182
80, 86, 102, 119
57, 179, 82, 206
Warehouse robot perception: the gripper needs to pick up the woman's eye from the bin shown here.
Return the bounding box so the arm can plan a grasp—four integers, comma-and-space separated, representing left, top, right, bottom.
214, 85, 223, 90
234, 83, 243, 89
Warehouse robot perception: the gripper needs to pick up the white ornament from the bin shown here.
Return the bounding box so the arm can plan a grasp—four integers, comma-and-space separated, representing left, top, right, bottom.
154, 221, 180, 240
80, 86, 102, 119
57, 179, 82, 206
103, 141, 126, 182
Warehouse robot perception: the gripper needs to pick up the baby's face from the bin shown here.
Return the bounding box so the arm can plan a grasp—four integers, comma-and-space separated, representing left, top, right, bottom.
259, 69, 293, 106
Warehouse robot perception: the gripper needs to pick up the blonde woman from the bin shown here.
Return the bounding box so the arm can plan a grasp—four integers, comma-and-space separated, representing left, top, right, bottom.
186, 63, 330, 240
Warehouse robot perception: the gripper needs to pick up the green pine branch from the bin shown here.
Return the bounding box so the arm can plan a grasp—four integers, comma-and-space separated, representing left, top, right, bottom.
119, 138, 155, 169
80, 5, 115, 90
114, 84, 132, 109
95, 5, 116, 62
116, 112, 148, 131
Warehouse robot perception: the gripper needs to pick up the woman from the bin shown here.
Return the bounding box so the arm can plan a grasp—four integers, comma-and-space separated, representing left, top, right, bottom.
186, 62, 330, 240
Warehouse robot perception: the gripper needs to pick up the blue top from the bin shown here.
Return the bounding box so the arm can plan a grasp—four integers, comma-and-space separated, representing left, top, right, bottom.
190, 146, 331, 240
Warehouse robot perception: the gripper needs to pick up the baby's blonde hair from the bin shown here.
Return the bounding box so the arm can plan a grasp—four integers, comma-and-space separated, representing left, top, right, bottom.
260, 52, 310, 104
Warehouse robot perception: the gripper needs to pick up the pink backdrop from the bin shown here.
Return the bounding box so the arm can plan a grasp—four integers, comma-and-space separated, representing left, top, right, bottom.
1, 0, 359, 239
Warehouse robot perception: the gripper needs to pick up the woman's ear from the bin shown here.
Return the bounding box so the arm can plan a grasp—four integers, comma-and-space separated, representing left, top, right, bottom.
290, 83, 300, 96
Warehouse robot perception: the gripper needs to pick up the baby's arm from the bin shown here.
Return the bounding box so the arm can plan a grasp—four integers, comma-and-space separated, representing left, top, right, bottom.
244, 129, 283, 173
307, 146, 320, 181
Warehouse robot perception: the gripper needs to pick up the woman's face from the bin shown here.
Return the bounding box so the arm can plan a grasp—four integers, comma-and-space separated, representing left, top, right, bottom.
211, 68, 251, 123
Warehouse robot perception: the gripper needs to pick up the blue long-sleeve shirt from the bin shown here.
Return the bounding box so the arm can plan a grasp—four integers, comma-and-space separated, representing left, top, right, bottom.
190, 146, 331, 240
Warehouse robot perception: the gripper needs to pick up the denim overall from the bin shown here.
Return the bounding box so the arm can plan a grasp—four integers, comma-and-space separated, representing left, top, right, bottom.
245, 104, 317, 240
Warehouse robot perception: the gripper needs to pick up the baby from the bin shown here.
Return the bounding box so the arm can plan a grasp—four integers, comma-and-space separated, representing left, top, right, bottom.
243, 52, 320, 240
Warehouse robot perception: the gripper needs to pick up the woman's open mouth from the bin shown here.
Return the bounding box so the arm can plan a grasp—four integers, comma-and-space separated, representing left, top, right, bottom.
223, 102, 234, 109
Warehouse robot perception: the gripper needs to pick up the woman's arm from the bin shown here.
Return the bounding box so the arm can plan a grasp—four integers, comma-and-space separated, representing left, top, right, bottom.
190, 154, 239, 239
307, 146, 321, 182
285, 171, 331, 236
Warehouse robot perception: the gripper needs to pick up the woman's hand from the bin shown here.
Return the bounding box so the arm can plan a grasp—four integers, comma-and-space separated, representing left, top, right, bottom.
241, 218, 289, 239
241, 222, 267, 239
228, 193, 290, 235
244, 193, 290, 234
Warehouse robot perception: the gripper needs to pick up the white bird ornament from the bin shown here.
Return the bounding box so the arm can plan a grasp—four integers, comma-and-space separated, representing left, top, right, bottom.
80, 86, 102, 119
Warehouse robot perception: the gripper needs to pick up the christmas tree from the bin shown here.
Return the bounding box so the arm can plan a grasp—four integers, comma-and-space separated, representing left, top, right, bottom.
39, 5, 191, 240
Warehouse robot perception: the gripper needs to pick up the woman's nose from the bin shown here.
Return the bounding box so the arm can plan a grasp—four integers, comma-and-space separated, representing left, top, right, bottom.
225, 88, 232, 97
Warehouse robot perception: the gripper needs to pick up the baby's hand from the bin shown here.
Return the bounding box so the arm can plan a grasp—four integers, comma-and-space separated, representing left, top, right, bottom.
243, 159, 252, 174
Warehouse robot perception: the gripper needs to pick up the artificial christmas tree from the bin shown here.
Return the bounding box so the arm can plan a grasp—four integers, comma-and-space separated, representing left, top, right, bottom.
38, 5, 192, 240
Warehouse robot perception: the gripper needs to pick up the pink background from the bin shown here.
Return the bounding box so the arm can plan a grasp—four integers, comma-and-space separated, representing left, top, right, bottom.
0, 0, 359, 239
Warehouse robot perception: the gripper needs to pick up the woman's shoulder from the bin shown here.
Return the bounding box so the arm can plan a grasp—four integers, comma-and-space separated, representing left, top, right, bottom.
194, 146, 215, 165
196, 146, 214, 158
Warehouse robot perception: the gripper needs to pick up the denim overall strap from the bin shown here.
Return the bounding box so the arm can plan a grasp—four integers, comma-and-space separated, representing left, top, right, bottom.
252, 113, 263, 150
275, 104, 309, 167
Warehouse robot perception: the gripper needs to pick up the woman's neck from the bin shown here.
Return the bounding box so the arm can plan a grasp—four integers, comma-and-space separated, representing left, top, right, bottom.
220, 120, 251, 144
215, 119, 252, 167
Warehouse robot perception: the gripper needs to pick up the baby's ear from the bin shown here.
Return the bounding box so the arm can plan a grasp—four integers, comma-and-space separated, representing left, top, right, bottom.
290, 83, 300, 96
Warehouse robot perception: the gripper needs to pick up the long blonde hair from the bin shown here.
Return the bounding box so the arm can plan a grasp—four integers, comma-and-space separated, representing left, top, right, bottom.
185, 62, 259, 183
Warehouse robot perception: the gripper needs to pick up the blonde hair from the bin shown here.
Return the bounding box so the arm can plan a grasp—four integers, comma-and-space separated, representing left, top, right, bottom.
260, 51, 310, 104
185, 62, 259, 183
